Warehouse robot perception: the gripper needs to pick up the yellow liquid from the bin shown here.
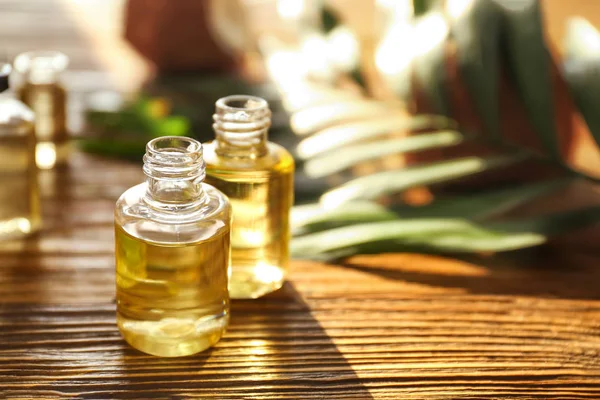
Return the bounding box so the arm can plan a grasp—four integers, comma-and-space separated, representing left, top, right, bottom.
0, 122, 40, 239
204, 144, 294, 299
19, 83, 69, 169
115, 225, 230, 357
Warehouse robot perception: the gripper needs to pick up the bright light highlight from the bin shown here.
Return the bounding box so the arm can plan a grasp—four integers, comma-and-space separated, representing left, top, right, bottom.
301, 33, 333, 80
376, 12, 449, 88
36, 142, 57, 170
266, 50, 308, 85
326, 26, 360, 72
253, 263, 284, 284
277, 0, 305, 20
447, 0, 475, 19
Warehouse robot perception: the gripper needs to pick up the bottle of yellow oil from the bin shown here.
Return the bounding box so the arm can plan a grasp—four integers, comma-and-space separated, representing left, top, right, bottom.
0, 63, 40, 239
14, 51, 69, 170
115, 136, 231, 357
203, 95, 294, 299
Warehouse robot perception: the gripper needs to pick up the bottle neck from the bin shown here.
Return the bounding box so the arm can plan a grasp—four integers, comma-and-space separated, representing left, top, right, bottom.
142, 136, 207, 213
14, 51, 68, 85
213, 95, 271, 158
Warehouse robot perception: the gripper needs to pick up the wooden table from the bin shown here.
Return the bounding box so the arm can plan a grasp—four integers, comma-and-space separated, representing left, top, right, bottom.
0, 152, 599, 399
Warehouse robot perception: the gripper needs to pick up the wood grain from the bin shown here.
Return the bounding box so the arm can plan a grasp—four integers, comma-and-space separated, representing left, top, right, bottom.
0, 154, 600, 400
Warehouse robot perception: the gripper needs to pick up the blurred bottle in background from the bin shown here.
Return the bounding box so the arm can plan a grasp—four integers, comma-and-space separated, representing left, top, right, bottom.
14, 51, 69, 170
0, 63, 40, 239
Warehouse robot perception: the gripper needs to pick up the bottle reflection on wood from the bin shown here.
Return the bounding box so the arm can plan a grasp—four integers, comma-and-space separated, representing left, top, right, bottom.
0, 63, 40, 239
15, 51, 69, 170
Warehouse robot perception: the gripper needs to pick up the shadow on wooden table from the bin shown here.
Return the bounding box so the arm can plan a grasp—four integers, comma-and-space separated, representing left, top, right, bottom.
114, 283, 374, 399
341, 248, 600, 300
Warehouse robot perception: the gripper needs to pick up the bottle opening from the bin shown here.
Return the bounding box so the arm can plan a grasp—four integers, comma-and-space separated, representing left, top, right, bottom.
216, 95, 268, 113
14, 51, 69, 85
147, 136, 201, 157
144, 136, 205, 180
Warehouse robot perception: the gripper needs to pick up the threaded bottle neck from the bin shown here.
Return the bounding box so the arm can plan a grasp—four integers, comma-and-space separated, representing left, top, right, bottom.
213, 95, 271, 157
143, 136, 207, 211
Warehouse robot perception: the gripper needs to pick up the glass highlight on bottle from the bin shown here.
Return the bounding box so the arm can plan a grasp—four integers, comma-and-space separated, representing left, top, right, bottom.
14, 51, 69, 169
115, 136, 231, 357
0, 63, 40, 239
203, 95, 294, 299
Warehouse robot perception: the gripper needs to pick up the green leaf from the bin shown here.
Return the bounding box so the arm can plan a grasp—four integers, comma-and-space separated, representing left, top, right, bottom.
151, 116, 190, 137
76, 138, 146, 160
292, 200, 396, 235
392, 178, 572, 220
292, 205, 600, 260
403, 230, 546, 252
349, 66, 366, 88
321, 6, 340, 33
450, 0, 502, 141
296, 115, 455, 159
320, 154, 526, 207
292, 178, 569, 237
292, 218, 479, 257
304, 131, 463, 178
413, 0, 439, 16
291, 218, 546, 260
489, 205, 600, 235
493, 0, 560, 158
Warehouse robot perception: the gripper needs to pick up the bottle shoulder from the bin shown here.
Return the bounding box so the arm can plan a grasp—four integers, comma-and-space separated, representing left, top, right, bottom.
0, 95, 35, 137
203, 141, 294, 173
115, 182, 231, 245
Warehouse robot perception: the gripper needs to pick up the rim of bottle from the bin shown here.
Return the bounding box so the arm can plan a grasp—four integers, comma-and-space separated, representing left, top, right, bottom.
213, 95, 271, 147
143, 136, 206, 181
14, 51, 69, 84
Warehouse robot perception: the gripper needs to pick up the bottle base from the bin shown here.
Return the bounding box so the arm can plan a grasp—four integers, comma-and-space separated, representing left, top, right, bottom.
117, 313, 229, 357
229, 264, 286, 299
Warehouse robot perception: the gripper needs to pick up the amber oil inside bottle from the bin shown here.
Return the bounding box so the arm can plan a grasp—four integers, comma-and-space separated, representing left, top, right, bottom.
0, 63, 40, 239
115, 137, 231, 357
15, 51, 69, 169
203, 95, 294, 299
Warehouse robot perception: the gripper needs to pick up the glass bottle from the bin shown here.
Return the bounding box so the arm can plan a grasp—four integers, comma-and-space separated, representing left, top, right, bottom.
115, 136, 231, 357
14, 51, 69, 170
0, 63, 40, 239
203, 95, 294, 299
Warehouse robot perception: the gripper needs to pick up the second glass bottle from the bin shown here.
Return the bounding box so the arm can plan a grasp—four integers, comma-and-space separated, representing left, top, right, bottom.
203, 95, 294, 299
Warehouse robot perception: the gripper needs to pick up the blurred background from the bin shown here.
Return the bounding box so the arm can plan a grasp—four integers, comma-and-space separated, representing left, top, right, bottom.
4, 0, 600, 262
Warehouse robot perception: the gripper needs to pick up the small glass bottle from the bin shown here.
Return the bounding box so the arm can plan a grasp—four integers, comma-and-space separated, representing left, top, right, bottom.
14, 51, 69, 170
115, 136, 231, 357
0, 63, 40, 239
203, 95, 294, 299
